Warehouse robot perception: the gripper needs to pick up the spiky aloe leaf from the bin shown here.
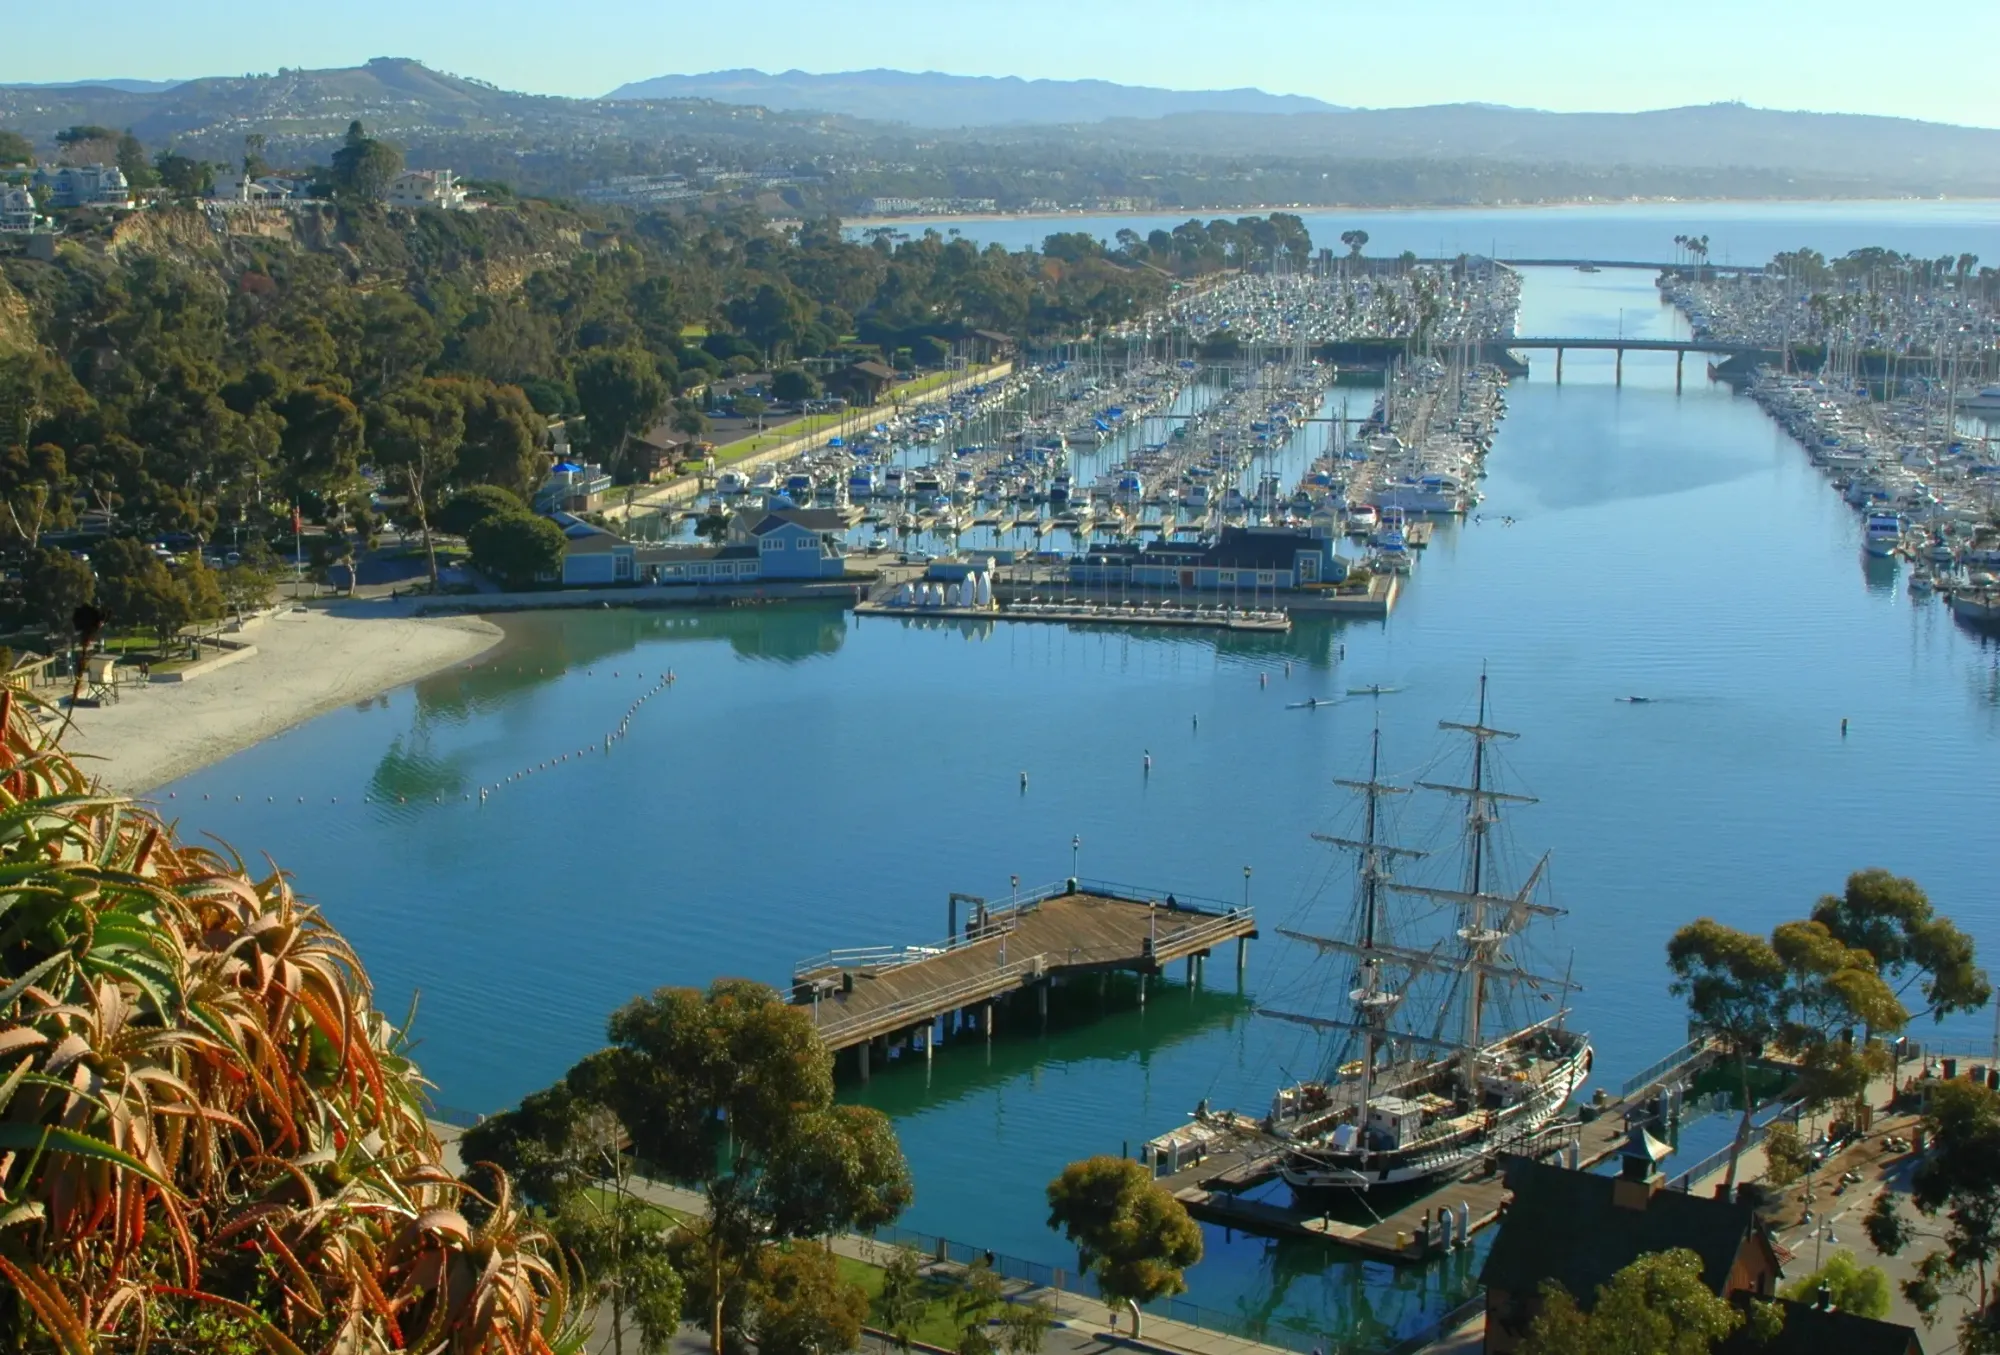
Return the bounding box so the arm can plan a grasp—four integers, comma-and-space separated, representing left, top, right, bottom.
0, 1122, 176, 1193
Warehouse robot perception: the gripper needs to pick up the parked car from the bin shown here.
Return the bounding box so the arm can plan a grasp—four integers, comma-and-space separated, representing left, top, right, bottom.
897, 550, 935, 565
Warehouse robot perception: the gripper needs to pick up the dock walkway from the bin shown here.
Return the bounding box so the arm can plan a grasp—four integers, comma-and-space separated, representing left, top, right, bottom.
1142, 1042, 1717, 1263
795, 880, 1257, 1066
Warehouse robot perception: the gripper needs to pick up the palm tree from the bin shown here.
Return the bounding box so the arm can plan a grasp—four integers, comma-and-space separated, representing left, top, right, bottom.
0, 690, 580, 1350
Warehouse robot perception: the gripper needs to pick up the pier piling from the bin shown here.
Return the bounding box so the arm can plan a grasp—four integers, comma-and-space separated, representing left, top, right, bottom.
1615, 349, 1624, 386
1555, 348, 1563, 383
1676, 350, 1685, 391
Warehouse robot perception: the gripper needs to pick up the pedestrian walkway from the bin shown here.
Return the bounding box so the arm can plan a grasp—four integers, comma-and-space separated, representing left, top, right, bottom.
610, 1175, 1300, 1355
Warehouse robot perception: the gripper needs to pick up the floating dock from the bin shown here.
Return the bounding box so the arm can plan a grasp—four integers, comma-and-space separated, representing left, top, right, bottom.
793, 880, 1258, 1075
1137, 1042, 1716, 1263
854, 600, 1291, 632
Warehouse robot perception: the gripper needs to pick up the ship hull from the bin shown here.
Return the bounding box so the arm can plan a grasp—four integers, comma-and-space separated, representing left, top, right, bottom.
1280, 1040, 1592, 1201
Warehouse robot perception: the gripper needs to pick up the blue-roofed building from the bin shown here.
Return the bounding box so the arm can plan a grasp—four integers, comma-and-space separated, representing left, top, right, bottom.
535, 461, 613, 515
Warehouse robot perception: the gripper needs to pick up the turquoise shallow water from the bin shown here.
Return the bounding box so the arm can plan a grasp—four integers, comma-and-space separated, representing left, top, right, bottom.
158, 211, 2000, 1348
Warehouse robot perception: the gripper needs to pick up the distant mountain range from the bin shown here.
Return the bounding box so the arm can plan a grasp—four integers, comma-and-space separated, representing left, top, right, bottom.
3, 59, 1997, 203
1, 78, 185, 94
603, 68, 1343, 126
1034, 101, 2000, 182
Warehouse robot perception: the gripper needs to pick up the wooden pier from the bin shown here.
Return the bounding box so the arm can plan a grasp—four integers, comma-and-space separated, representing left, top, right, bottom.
794, 881, 1258, 1074
1138, 1044, 1716, 1263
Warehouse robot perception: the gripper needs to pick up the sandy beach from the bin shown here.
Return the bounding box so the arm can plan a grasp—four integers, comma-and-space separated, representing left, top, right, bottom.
55, 606, 505, 795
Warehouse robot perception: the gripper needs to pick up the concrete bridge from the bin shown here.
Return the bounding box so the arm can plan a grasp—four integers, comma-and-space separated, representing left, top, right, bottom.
1476, 335, 1783, 386
1493, 258, 1765, 276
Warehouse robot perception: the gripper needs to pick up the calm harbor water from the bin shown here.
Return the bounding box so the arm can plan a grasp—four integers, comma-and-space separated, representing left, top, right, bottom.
161, 207, 2000, 1347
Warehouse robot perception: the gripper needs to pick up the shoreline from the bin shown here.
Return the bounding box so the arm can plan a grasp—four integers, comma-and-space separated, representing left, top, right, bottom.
56, 604, 507, 796
842, 193, 2000, 230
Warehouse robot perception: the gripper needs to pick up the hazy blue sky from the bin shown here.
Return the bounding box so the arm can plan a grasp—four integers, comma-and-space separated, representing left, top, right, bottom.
9, 0, 2000, 127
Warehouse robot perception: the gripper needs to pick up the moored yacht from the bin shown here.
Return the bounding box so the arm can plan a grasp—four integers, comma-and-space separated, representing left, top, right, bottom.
1863, 512, 1903, 558
1956, 384, 2000, 414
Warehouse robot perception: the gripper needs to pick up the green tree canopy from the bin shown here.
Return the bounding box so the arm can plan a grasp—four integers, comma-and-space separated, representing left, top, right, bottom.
1667, 919, 1785, 1189
572, 979, 910, 1354
752, 1244, 868, 1355
772, 367, 820, 403
438, 483, 527, 539
1521, 1248, 1777, 1355
0, 129, 34, 166
467, 509, 563, 590
331, 120, 405, 202
574, 348, 669, 480
1884, 1078, 2000, 1345
1811, 869, 1991, 1023
91, 536, 191, 643
23, 546, 94, 635
1045, 1156, 1202, 1334
1781, 1251, 1892, 1319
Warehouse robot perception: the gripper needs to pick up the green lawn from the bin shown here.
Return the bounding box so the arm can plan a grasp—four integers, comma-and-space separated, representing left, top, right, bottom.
836, 1252, 967, 1348
707, 363, 1005, 465
578, 1185, 691, 1231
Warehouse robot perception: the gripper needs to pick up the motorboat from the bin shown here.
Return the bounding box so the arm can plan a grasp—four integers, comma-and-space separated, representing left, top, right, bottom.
1863, 512, 1902, 558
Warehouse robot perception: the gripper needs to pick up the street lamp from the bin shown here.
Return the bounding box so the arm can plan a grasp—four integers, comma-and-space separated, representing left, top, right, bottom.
1243, 865, 1253, 911
1071, 835, 1081, 881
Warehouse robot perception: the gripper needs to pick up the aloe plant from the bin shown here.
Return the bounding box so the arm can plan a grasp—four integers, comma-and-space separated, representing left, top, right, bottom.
0, 690, 581, 1353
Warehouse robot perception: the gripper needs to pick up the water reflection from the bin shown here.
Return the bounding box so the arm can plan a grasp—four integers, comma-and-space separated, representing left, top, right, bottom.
847, 979, 1252, 1114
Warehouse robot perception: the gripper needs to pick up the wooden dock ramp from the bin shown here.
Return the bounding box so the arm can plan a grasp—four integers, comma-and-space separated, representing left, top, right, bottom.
793, 881, 1257, 1068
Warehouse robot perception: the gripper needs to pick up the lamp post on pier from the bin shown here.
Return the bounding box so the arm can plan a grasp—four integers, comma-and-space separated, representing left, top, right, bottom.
1072, 834, 1081, 881
1243, 865, 1253, 912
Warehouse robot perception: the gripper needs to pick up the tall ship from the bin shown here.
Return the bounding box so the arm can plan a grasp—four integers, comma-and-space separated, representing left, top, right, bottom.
1257, 678, 1592, 1201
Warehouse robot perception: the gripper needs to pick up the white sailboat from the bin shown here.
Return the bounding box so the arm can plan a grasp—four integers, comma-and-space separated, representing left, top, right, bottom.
1258, 678, 1592, 1200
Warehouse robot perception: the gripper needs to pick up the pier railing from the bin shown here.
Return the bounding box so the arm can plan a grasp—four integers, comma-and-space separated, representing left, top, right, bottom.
813, 952, 1053, 1046
1618, 1037, 1710, 1098
793, 877, 1247, 979
1668, 1098, 1806, 1193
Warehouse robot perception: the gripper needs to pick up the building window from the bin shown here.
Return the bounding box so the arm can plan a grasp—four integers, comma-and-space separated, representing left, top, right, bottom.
760, 537, 782, 551
795, 537, 816, 550
691, 564, 709, 577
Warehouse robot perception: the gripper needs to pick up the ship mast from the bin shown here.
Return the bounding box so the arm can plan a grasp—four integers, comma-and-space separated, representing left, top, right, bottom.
1267, 722, 1425, 1134
1417, 671, 1536, 1074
